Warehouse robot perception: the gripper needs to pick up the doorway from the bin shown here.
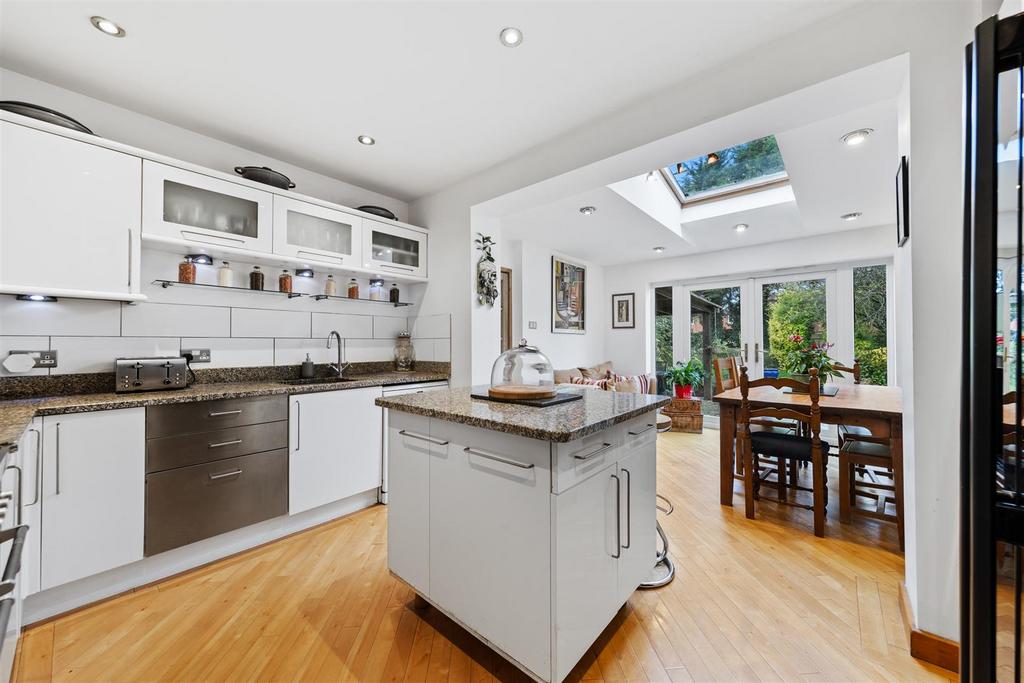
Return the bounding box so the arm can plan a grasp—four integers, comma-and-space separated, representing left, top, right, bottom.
500, 267, 512, 352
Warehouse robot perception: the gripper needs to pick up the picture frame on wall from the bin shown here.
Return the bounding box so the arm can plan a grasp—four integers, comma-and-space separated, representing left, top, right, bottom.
552, 256, 586, 334
611, 293, 635, 329
896, 155, 909, 247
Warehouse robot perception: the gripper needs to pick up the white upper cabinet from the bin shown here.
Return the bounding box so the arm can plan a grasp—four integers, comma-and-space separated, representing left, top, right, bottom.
0, 121, 142, 300
362, 220, 428, 278
142, 161, 274, 253
273, 196, 363, 266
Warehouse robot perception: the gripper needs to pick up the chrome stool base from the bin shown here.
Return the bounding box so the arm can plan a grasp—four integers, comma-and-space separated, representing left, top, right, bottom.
639, 495, 676, 589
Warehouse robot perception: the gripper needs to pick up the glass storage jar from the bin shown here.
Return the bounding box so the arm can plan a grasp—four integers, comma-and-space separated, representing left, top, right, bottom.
394, 331, 415, 371
488, 339, 556, 398
178, 257, 196, 284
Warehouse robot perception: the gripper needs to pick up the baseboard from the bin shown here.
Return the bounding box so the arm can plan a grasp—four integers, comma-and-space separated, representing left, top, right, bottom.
898, 583, 959, 672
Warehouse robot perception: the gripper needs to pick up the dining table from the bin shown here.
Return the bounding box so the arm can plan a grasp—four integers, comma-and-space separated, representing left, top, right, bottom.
714, 383, 904, 539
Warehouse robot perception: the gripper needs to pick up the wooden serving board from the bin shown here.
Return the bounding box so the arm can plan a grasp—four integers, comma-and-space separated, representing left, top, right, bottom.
488, 384, 558, 400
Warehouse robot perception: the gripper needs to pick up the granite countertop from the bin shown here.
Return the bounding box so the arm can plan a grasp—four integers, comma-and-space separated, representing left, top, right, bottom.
0, 370, 449, 452
375, 386, 671, 442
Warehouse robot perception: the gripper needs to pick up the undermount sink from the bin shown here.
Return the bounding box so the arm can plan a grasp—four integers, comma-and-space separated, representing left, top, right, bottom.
279, 377, 357, 386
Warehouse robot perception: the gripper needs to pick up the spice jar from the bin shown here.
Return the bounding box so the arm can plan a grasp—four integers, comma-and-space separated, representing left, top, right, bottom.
389, 283, 400, 304
348, 278, 360, 299
178, 257, 196, 284
369, 279, 383, 301
324, 274, 337, 296
217, 261, 233, 287
394, 331, 415, 371
249, 265, 264, 291
279, 269, 292, 294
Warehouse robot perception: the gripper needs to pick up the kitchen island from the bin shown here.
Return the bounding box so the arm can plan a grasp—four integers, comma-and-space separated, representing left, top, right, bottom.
376, 386, 670, 682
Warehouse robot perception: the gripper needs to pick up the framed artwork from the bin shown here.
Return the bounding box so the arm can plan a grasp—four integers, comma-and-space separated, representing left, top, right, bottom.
552, 256, 586, 334
896, 155, 909, 247
611, 293, 635, 329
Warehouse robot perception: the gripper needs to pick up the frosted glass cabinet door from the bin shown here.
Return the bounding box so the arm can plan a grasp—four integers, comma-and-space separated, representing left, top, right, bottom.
362, 220, 428, 278
142, 161, 273, 253
272, 196, 363, 265
0, 121, 141, 296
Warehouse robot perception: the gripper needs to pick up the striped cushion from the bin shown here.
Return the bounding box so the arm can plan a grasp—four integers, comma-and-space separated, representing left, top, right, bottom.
570, 376, 614, 391
613, 373, 651, 394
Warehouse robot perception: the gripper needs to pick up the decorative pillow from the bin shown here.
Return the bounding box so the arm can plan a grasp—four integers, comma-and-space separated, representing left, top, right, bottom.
570, 376, 614, 391
612, 373, 651, 394
579, 361, 614, 379
553, 367, 583, 384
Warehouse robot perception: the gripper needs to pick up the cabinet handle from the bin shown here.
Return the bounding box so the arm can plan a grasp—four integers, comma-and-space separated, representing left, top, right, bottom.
463, 447, 534, 470
54, 423, 61, 496
743, 343, 749, 363
574, 442, 613, 461
627, 424, 655, 436
294, 401, 300, 452
26, 429, 40, 507
3, 468, 20, 527
208, 409, 242, 417
610, 474, 621, 559
208, 439, 242, 449
380, 264, 415, 272
208, 469, 243, 481
296, 250, 344, 264
127, 229, 133, 287
398, 430, 449, 446
180, 230, 246, 246
621, 468, 631, 549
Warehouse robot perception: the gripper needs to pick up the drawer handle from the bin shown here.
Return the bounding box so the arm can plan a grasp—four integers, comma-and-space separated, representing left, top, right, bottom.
209, 469, 243, 481
627, 424, 656, 436
574, 442, 613, 461
398, 430, 449, 446
380, 263, 415, 272
464, 447, 534, 470
208, 410, 242, 417
208, 439, 243, 449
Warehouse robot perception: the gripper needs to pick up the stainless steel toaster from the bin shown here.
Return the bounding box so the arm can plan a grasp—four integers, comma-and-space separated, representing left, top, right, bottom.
115, 357, 189, 393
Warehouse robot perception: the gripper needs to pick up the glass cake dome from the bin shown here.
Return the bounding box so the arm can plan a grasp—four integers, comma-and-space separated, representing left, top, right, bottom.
489, 338, 556, 398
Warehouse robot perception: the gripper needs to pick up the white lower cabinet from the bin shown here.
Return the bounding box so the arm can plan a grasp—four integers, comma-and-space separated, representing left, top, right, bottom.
40, 409, 145, 590
289, 387, 383, 515
386, 414, 433, 595
616, 447, 657, 604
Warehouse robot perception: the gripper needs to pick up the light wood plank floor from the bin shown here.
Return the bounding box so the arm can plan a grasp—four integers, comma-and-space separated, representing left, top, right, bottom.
13, 430, 957, 682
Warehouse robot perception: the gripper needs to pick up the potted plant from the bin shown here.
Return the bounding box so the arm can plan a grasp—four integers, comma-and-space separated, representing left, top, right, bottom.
779, 335, 842, 389
668, 358, 704, 399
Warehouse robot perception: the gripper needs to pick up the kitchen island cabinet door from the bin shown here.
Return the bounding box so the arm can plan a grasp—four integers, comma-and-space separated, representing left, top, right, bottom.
428, 421, 551, 678
616, 445, 656, 603
386, 412, 433, 595
0, 121, 141, 299
19, 418, 41, 597
40, 409, 145, 590
553, 461, 620, 683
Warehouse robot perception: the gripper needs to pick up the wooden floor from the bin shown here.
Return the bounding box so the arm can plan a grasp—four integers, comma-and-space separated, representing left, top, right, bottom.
13, 430, 957, 682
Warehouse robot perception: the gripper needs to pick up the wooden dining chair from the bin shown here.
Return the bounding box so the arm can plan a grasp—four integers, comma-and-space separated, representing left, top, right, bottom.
839, 435, 903, 550
737, 366, 829, 537
712, 357, 736, 393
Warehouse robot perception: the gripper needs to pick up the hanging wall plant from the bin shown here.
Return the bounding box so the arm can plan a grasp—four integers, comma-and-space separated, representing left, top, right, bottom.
475, 233, 499, 306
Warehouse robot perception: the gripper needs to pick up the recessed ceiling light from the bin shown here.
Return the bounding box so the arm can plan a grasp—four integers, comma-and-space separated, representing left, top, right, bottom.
734, 223, 748, 232
840, 128, 873, 146
90, 16, 125, 37
652, 246, 666, 253
579, 206, 596, 215
499, 27, 523, 47
357, 135, 376, 146
840, 212, 862, 221
707, 152, 720, 164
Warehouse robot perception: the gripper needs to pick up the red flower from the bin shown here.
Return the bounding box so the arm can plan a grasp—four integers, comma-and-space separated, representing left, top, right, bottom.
788, 334, 803, 343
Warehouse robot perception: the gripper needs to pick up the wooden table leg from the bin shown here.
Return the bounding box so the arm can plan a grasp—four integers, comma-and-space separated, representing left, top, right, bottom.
720, 404, 736, 506
891, 416, 905, 551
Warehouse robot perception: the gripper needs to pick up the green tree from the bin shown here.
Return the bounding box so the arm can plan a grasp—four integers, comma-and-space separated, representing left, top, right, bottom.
765, 284, 826, 360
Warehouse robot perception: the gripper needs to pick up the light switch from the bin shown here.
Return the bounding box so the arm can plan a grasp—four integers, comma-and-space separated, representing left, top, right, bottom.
528, 321, 538, 329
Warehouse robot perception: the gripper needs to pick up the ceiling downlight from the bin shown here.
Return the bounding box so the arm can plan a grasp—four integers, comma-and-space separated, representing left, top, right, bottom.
499, 27, 523, 47
579, 206, 596, 216
90, 16, 125, 37
840, 128, 873, 146
357, 135, 376, 146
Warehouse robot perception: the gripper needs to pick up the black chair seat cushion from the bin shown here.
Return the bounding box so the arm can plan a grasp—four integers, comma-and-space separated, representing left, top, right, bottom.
750, 430, 830, 462
840, 440, 891, 458
839, 424, 872, 439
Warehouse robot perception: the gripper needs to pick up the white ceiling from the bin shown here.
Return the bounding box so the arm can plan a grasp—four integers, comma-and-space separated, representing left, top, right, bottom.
0, 1, 858, 201
500, 67, 902, 265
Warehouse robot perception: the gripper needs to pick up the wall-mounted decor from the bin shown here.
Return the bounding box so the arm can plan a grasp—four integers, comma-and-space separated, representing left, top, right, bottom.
611, 292, 635, 329
475, 233, 498, 306
896, 155, 909, 246
552, 256, 586, 334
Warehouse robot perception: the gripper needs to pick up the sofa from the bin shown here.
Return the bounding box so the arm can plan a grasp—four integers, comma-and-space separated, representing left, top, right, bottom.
553, 361, 658, 395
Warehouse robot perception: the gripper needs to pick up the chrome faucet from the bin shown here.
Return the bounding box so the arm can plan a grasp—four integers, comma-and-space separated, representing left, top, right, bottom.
326, 331, 349, 377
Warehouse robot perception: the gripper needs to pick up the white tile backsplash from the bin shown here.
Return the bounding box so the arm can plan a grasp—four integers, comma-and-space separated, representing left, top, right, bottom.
122, 302, 230, 337
52, 337, 181, 374
373, 316, 409, 340
0, 298, 120, 336
435, 338, 451, 362
274, 338, 336, 366
413, 340, 435, 362
181, 338, 274, 369
411, 314, 451, 339
344, 339, 395, 363
231, 308, 310, 338
0, 336, 50, 376
311, 313, 373, 339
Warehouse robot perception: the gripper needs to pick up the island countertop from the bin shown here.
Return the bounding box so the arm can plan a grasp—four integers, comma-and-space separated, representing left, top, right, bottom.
376, 385, 670, 442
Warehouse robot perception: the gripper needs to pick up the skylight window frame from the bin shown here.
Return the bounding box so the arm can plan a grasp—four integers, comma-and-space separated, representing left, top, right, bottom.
659, 167, 791, 206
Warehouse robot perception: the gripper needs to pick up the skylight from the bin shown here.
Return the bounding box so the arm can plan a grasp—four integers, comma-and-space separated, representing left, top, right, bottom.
664, 135, 788, 203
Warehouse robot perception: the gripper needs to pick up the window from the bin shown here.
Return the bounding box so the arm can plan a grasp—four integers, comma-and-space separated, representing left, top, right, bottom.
853, 265, 888, 385
654, 287, 673, 395
663, 135, 788, 203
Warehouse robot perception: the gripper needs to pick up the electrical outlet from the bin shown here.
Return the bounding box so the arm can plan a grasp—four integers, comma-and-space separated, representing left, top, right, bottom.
528, 321, 538, 330
8, 350, 58, 369
183, 349, 211, 363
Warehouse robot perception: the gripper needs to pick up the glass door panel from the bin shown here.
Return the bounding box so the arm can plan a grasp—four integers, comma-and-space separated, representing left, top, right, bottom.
272, 196, 362, 264
371, 230, 420, 268
755, 274, 834, 379
689, 285, 743, 412
363, 220, 427, 277
287, 211, 353, 255
163, 181, 258, 239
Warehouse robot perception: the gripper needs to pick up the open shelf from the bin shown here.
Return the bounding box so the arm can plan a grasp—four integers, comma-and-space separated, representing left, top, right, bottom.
152, 280, 412, 306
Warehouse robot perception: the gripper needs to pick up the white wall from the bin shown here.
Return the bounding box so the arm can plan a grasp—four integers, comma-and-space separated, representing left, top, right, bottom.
0, 68, 409, 221
410, 0, 985, 640
499, 240, 607, 371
